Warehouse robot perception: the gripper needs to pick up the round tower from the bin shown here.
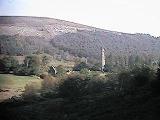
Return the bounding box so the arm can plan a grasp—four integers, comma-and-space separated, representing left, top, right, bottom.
101, 47, 105, 71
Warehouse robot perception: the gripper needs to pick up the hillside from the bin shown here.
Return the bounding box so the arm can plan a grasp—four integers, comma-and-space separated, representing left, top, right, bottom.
0, 16, 160, 61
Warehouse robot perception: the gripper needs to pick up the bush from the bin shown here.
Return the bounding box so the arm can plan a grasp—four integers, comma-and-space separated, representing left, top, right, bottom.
23, 83, 40, 98
87, 80, 107, 95
131, 66, 154, 87
57, 74, 115, 98
58, 76, 89, 99
118, 66, 154, 92
150, 80, 160, 94
41, 75, 59, 91
118, 71, 132, 91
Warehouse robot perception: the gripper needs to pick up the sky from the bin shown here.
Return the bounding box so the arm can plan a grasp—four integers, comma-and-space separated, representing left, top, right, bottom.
0, 0, 160, 36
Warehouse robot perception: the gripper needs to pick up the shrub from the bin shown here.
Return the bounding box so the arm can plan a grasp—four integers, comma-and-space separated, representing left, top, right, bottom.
23, 82, 40, 98
41, 75, 59, 91
87, 80, 107, 94
118, 71, 132, 91
150, 80, 160, 94
57, 74, 116, 98
118, 66, 154, 92
58, 76, 89, 99
131, 66, 154, 87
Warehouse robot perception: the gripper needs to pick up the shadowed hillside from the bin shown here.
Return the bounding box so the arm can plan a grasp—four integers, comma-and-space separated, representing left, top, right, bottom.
51, 30, 160, 58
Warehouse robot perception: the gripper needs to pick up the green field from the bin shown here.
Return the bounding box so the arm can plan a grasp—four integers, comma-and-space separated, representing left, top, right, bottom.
0, 74, 42, 102
0, 74, 42, 89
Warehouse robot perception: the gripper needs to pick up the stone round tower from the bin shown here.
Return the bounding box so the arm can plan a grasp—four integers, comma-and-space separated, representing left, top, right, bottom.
101, 47, 105, 71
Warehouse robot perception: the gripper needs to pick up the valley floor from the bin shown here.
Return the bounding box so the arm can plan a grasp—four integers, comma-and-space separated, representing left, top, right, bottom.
0, 74, 42, 102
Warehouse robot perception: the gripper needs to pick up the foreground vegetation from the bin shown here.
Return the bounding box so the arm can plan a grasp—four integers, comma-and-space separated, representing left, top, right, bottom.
0, 53, 160, 120
0, 64, 160, 120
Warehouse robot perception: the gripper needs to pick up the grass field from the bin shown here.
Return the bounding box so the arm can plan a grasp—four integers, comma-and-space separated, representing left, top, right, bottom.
0, 74, 42, 102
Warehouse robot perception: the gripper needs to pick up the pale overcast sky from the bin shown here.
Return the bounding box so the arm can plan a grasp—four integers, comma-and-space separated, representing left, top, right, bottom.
0, 0, 160, 36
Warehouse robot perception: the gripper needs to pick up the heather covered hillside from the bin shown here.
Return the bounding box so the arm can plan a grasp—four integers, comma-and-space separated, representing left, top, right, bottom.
0, 16, 160, 60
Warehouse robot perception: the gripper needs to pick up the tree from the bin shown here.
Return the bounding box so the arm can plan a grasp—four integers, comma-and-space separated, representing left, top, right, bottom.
14, 55, 41, 75
118, 66, 153, 92
24, 55, 40, 68
0, 56, 18, 73
151, 62, 160, 94
41, 54, 53, 66
87, 80, 106, 95
58, 76, 88, 99
56, 65, 66, 77
0, 59, 5, 71
118, 71, 132, 91
24, 55, 40, 75
128, 55, 135, 68
131, 66, 152, 87
135, 55, 141, 65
